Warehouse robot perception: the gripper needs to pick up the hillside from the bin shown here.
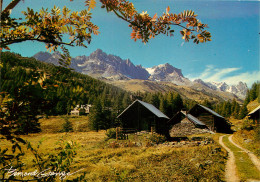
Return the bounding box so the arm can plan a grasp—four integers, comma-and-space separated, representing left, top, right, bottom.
104, 79, 243, 103
1, 52, 133, 117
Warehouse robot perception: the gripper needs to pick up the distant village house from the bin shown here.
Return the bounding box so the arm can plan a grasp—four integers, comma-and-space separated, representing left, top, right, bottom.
71, 104, 92, 116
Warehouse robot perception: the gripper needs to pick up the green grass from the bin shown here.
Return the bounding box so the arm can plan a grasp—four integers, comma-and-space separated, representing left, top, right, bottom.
1, 131, 227, 181
39, 115, 90, 133
222, 135, 260, 181
232, 128, 260, 157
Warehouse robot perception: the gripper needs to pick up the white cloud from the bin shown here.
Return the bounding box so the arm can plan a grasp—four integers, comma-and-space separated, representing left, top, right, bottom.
187, 65, 260, 87
222, 71, 260, 86
199, 65, 214, 79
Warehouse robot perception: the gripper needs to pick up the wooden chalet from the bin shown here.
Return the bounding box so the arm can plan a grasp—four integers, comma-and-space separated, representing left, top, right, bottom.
248, 105, 260, 124
168, 111, 207, 129
169, 104, 232, 134
117, 100, 170, 136
70, 104, 92, 116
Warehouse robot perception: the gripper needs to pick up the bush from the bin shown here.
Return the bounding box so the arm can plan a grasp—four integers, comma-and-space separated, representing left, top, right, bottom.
106, 128, 127, 140
106, 128, 117, 139
148, 133, 166, 144
241, 119, 254, 131
254, 126, 260, 142
60, 117, 73, 132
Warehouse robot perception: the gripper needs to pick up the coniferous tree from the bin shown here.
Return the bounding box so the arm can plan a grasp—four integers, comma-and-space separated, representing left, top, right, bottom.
174, 93, 184, 112
244, 90, 251, 106
231, 99, 240, 119
201, 99, 213, 110
61, 117, 73, 132
250, 82, 258, 101
122, 92, 131, 109
89, 98, 103, 132
159, 97, 168, 115
239, 104, 248, 119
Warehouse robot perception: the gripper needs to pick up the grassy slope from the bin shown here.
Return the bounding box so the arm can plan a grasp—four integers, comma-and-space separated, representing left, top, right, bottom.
1, 116, 227, 181
39, 115, 90, 133
2, 133, 226, 181
106, 79, 242, 103
229, 101, 260, 157
222, 135, 260, 181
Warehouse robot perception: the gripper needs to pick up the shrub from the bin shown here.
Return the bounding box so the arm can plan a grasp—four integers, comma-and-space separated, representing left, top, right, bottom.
148, 133, 166, 144
60, 117, 73, 132
106, 128, 117, 139
106, 128, 126, 140
241, 119, 254, 131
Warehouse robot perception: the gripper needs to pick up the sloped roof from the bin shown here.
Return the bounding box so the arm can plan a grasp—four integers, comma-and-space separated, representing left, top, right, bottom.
117, 100, 169, 119
168, 111, 205, 127
186, 114, 206, 126
248, 105, 260, 116
196, 104, 225, 119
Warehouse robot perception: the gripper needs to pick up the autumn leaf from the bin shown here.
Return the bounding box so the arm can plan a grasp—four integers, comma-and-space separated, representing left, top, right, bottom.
151, 13, 157, 22
86, 0, 96, 11
166, 6, 170, 15
197, 34, 204, 42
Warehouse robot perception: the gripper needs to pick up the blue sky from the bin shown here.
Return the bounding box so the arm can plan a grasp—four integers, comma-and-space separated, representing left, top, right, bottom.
4, 0, 260, 87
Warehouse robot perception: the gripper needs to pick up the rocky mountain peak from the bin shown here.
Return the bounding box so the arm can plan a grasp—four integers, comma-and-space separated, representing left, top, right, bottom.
192, 79, 248, 99
89, 49, 107, 60
33, 49, 248, 99
154, 63, 183, 77
33, 51, 52, 61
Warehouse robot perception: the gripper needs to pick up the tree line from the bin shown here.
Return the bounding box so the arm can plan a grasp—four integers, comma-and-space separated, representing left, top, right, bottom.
2, 52, 259, 134
1, 52, 188, 132
1, 52, 134, 134
211, 82, 259, 120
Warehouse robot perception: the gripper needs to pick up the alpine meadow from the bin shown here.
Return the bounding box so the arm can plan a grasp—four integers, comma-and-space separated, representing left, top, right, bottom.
0, 0, 259, 182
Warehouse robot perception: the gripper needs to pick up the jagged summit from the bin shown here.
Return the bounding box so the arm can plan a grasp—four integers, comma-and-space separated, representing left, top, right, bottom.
33, 49, 248, 99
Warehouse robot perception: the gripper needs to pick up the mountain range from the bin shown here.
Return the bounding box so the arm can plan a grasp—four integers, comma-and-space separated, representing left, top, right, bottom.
33, 49, 248, 100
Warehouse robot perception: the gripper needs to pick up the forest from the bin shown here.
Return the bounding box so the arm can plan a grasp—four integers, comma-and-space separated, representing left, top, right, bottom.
1, 52, 258, 134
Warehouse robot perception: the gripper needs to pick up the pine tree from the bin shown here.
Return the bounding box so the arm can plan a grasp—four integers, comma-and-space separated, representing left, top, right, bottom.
239, 104, 248, 119
89, 98, 103, 131
122, 92, 131, 109
249, 82, 258, 101
202, 99, 213, 109
159, 97, 168, 115
231, 99, 240, 119
61, 117, 73, 132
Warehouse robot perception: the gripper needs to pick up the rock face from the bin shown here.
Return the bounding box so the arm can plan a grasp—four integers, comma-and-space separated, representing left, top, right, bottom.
74, 49, 150, 80
193, 79, 248, 99
33, 49, 248, 99
146, 63, 192, 85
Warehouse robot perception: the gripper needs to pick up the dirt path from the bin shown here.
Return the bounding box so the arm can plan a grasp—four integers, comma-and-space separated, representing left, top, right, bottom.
219, 135, 240, 182
229, 135, 260, 172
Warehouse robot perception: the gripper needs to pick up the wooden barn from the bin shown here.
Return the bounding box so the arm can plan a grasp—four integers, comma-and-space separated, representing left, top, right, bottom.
168, 111, 210, 137
117, 100, 170, 136
168, 104, 232, 134
188, 104, 232, 133
248, 105, 260, 124
168, 111, 207, 129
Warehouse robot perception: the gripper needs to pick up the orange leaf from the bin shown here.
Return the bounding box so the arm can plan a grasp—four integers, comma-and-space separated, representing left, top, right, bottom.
166, 6, 170, 15
86, 0, 96, 11
5, 46, 10, 50
151, 13, 157, 21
